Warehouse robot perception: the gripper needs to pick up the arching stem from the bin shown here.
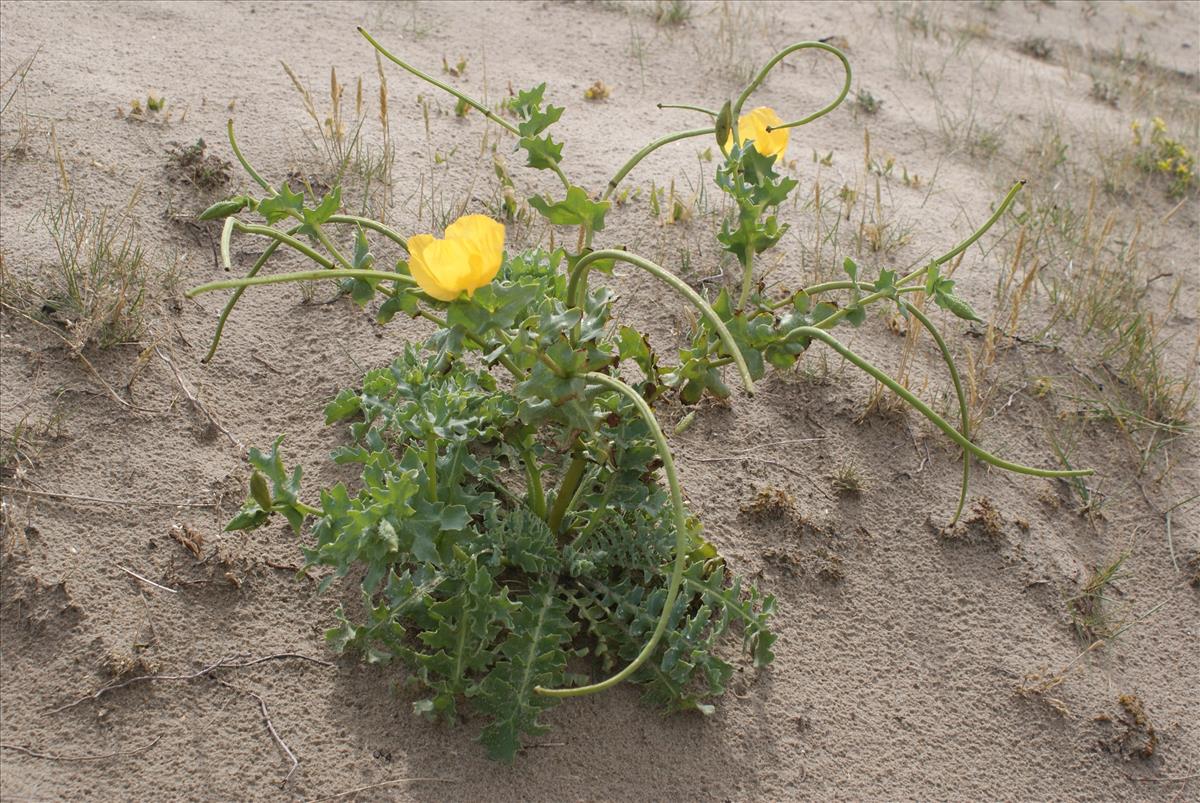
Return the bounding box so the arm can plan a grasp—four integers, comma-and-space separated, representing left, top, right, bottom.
903, 302, 972, 524
227, 118, 275, 194
656, 102, 718, 117
535, 372, 688, 697
815, 180, 1025, 331
203, 225, 300, 363
791, 326, 1091, 479
568, 249, 755, 395
232, 222, 338, 270
359, 28, 520, 137
603, 128, 714, 201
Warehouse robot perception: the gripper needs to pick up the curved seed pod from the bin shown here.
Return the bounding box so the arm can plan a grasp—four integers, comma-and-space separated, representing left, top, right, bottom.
198, 197, 249, 221
714, 100, 733, 151
250, 471, 273, 511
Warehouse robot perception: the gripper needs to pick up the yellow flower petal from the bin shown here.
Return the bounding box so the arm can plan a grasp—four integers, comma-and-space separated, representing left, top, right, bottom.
740, 107, 788, 159
407, 234, 466, 301
407, 215, 505, 302
445, 214, 505, 292
724, 107, 790, 160
423, 239, 475, 300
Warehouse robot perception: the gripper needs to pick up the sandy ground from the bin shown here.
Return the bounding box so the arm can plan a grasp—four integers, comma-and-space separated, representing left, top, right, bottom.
1, 1, 1198, 800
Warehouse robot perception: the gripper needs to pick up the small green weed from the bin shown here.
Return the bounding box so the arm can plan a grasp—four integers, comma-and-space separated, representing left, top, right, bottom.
3, 192, 151, 351
1131, 117, 1195, 196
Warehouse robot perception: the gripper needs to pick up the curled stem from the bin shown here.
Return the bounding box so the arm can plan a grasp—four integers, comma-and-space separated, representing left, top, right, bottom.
792, 326, 1091, 479
734, 41, 852, 133
535, 372, 688, 697
568, 249, 755, 395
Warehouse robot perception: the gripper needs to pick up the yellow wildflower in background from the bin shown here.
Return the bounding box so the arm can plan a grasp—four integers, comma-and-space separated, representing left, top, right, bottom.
407, 215, 506, 301
728, 106, 789, 159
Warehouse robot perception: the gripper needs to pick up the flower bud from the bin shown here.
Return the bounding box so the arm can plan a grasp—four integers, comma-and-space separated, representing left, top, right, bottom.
714, 100, 733, 152
250, 471, 273, 511
198, 197, 249, 221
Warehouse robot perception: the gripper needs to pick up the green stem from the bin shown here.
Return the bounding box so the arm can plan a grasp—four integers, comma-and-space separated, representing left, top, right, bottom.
737, 247, 755, 312
202, 225, 300, 363
910, 180, 1026, 277
815, 180, 1025, 331
294, 501, 322, 517
904, 302, 972, 524
523, 450, 546, 519
768, 282, 925, 310
359, 27, 520, 137
232, 221, 337, 270
327, 214, 409, 250
734, 42, 852, 133
188, 267, 414, 298
227, 119, 275, 194
568, 249, 755, 395
791, 326, 1091, 478
535, 371, 689, 697
425, 438, 438, 502
307, 223, 354, 270
656, 102, 718, 117
603, 128, 714, 201
547, 453, 587, 533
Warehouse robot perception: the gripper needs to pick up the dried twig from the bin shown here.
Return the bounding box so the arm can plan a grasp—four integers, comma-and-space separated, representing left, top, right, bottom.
0, 484, 217, 509
216, 680, 298, 787
729, 437, 826, 455
1, 735, 162, 762
306, 777, 457, 803
1, 301, 132, 409
682, 451, 834, 500
1124, 770, 1199, 782
116, 564, 179, 594
46, 653, 333, 714
155, 345, 243, 450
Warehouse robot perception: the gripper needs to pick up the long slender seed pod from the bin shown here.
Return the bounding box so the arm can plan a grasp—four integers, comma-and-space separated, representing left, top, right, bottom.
792, 327, 1092, 479
202, 225, 299, 363
188, 268, 415, 298
904, 302, 972, 523
568, 249, 755, 395
535, 371, 688, 698
734, 42, 852, 133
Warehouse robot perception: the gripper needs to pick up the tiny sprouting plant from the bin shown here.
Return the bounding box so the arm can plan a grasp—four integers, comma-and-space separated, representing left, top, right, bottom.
188, 30, 1093, 761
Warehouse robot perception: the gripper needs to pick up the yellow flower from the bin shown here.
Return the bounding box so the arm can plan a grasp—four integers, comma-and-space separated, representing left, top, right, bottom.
406, 214, 505, 302
726, 106, 789, 159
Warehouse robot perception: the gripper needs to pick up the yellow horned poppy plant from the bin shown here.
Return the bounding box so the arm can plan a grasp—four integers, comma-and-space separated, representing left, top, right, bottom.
728, 106, 789, 159
407, 214, 506, 301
